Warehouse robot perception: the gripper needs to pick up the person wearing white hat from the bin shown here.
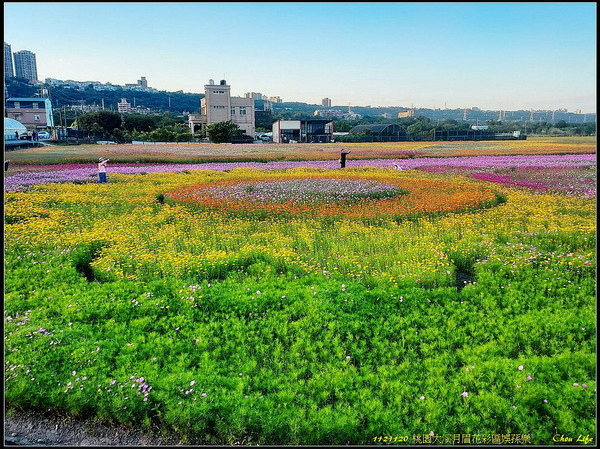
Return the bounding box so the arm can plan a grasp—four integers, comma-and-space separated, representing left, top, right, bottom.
98, 157, 109, 183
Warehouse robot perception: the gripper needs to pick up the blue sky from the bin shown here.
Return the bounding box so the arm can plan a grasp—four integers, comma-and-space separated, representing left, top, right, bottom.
4, 2, 597, 112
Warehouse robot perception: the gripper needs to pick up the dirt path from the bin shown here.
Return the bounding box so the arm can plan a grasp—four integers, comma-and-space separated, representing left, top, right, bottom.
4, 408, 184, 446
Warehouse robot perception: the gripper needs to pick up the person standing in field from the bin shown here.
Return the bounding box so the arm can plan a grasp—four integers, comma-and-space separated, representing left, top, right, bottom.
98, 157, 109, 183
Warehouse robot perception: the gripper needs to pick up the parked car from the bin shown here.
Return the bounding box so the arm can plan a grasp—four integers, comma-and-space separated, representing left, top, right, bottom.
37, 131, 51, 139
230, 134, 254, 144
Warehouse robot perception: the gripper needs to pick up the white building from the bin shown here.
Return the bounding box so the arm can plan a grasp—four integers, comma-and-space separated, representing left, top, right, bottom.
188, 79, 255, 137
314, 109, 345, 118
272, 119, 333, 143
244, 92, 267, 100
117, 98, 131, 113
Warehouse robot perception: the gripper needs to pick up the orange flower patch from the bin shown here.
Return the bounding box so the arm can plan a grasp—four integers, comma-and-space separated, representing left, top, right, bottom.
166, 171, 500, 220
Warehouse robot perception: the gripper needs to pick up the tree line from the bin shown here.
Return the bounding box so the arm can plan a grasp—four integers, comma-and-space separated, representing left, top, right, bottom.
70, 110, 243, 143
70, 109, 595, 144
329, 116, 596, 138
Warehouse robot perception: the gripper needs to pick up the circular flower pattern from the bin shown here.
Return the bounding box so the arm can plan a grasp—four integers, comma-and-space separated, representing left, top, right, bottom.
204, 178, 403, 203
166, 172, 500, 220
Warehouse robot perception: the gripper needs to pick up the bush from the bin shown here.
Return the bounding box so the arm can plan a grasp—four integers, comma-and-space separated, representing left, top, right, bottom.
206, 121, 240, 143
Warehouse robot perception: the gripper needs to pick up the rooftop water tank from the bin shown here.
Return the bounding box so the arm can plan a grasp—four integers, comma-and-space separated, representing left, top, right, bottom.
220, 79, 226, 85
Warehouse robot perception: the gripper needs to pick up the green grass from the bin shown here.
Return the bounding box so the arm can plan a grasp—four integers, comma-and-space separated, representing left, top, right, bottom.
4, 229, 596, 444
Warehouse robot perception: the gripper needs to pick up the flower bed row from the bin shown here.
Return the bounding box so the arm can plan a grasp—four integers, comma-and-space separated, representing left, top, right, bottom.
5, 154, 595, 197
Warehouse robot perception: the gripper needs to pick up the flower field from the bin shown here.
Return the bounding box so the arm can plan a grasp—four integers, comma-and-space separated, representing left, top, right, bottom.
3, 142, 596, 444
5, 136, 596, 165
5, 153, 596, 197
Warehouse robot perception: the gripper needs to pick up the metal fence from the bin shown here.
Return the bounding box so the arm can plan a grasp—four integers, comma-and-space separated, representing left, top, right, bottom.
333, 135, 413, 142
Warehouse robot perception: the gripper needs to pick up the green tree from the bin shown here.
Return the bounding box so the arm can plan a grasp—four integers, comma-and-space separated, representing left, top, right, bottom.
149, 127, 178, 142
157, 111, 184, 127
554, 120, 569, 129
206, 121, 240, 143
90, 123, 103, 138
112, 128, 126, 143
406, 121, 425, 138
122, 114, 159, 132
76, 111, 122, 137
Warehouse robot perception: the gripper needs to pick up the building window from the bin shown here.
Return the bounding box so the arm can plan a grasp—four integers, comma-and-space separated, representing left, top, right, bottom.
13, 113, 22, 121
33, 102, 39, 109
239, 107, 247, 115
231, 108, 236, 115
34, 115, 41, 121
14, 102, 20, 109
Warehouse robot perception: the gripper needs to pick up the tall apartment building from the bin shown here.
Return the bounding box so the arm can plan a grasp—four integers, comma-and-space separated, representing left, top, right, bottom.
4, 42, 14, 78
268, 96, 282, 103
321, 97, 331, 107
13, 50, 38, 82
188, 79, 255, 138
138, 76, 148, 88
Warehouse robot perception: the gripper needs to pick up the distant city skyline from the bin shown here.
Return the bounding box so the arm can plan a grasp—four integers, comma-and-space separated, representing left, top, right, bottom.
3, 2, 597, 113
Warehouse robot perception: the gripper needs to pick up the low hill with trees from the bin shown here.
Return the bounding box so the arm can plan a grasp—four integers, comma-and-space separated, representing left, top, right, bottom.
5, 77, 202, 114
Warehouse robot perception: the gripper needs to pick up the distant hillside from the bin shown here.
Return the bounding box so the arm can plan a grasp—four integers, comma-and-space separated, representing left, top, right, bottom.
5, 77, 594, 125
5, 77, 203, 114
273, 102, 595, 124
